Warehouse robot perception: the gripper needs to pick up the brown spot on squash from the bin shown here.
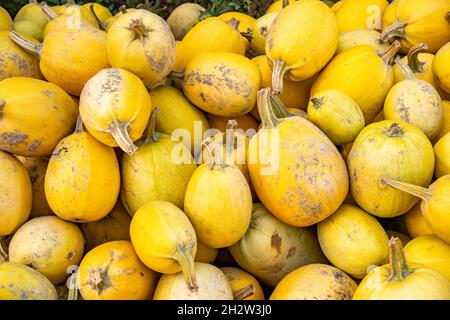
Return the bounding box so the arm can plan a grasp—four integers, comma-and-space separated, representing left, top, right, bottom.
271, 231, 282, 254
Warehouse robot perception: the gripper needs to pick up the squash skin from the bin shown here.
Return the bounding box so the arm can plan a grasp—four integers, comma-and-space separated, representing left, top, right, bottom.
347, 120, 435, 218
307, 89, 365, 145
252, 55, 315, 110
381, 0, 450, 54
248, 101, 349, 227
404, 204, 434, 238
13, 2, 48, 41
0, 77, 78, 157
336, 29, 390, 55
229, 203, 327, 288
334, 0, 388, 32
383, 78, 443, 140
166, 3, 205, 40
0, 151, 32, 236
0, 262, 57, 300
184, 163, 252, 248
121, 132, 197, 215
207, 114, 258, 132
79, 68, 152, 154
317, 204, 389, 279
154, 262, 233, 300
270, 264, 357, 300
434, 132, 450, 178
0, 31, 41, 81
173, 17, 246, 73
220, 267, 265, 300
311, 45, 397, 123
218, 11, 255, 49
39, 27, 109, 96
16, 156, 53, 218
266, 0, 339, 87
433, 42, 450, 94
183, 52, 261, 117
78, 240, 157, 300
435, 100, 450, 141
422, 175, 450, 244
0, 6, 12, 31
130, 201, 198, 290
149, 85, 209, 152
353, 238, 450, 300
8, 216, 84, 284
250, 13, 278, 55
404, 234, 450, 281
195, 242, 218, 264
79, 201, 131, 252
107, 9, 176, 88
44, 130, 120, 223
82, 3, 112, 23
266, 0, 297, 14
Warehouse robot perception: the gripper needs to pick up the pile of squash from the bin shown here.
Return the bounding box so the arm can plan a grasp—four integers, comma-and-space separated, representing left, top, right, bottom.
1, 0, 450, 301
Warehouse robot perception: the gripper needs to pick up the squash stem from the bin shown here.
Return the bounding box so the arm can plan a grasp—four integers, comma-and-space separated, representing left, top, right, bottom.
387, 237, 412, 281
173, 245, 198, 292
169, 71, 184, 79
379, 40, 401, 65
0, 237, 8, 263
144, 107, 161, 143
380, 20, 406, 43
74, 116, 84, 134
224, 120, 238, 164
282, 0, 290, 8
201, 137, 227, 169
394, 56, 415, 81
118, 5, 128, 14
107, 119, 138, 155
270, 94, 291, 118
67, 0, 75, 6
224, 17, 241, 32
89, 4, 107, 31
257, 88, 279, 129
446, 11, 450, 23
41, 2, 58, 21
310, 97, 324, 110
233, 284, 256, 300
407, 43, 427, 73
271, 60, 289, 94
29, 0, 38, 4
9, 31, 42, 55
129, 19, 147, 40
67, 270, 79, 300
381, 176, 432, 202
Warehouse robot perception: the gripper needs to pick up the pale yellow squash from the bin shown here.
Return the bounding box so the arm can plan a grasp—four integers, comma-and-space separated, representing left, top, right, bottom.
336, 29, 390, 54
248, 88, 348, 227
8, 216, 84, 284
107, 9, 176, 88
0, 77, 78, 157
250, 13, 278, 55
45, 122, 120, 223
404, 204, 434, 238
347, 120, 435, 217
79, 201, 131, 252
130, 201, 198, 291
166, 2, 205, 40
78, 240, 157, 300
353, 237, 450, 300
311, 42, 400, 122
434, 132, 450, 178
229, 203, 327, 287
307, 89, 365, 145
183, 52, 260, 117
79, 68, 152, 155
404, 235, 450, 281
0, 151, 31, 237
317, 204, 389, 279
0, 6, 12, 31
154, 262, 233, 300
384, 56, 443, 140
0, 262, 57, 300
381, 0, 450, 53
270, 264, 357, 300
266, 0, 339, 93
184, 138, 252, 248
